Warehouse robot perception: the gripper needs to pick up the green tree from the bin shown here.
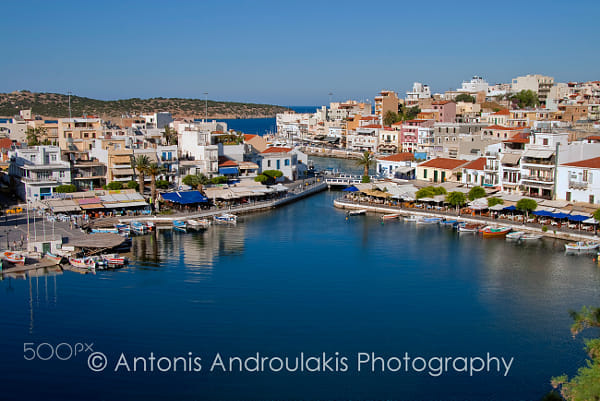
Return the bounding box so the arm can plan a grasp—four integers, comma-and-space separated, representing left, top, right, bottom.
593, 208, 600, 223
126, 180, 138, 189
356, 151, 375, 180
399, 105, 421, 120
145, 162, 166, 207
512, 90, 540, 109
106, 181, 123, 190
551, 306, 600, 401
25, 127, 47, 146
210, 175, 228, 184
455, 93, 476, 103
467, 186, 486, 201
54, 184, 76, 193
516, 198, 538, 221
254, 170, 283, 185
383, 110, 400, 126
156, 179, 169, 189
416, 186, 447, 199
446, 191, 466, 215
162, 126, 178, 145
132, 155, 150, 196
487, 197, 504, 207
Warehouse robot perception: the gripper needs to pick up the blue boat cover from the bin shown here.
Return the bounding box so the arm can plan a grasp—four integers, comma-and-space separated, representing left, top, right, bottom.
342, 186, 359, 192
219, 167, 239, 175
161, 191, 208, 204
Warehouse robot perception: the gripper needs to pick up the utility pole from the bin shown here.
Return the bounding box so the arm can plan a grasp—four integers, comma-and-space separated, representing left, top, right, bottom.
67, 90, 72, 120
552, 141, 559, 200
204, 92, 208, 122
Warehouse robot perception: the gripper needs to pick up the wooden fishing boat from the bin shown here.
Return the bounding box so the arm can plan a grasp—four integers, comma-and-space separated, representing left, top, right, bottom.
564, 241, 600, 252
44, 252, 64, 265
214, 213, 237, 224
404, 215, 419, 222
68, 256, 96, 269
416, 217, 442, 225
346, 209, 367, 216
101, 253, 128, 267
91, 227, 119, 234
521, 233, 543, 241
130, 221, 147, 235
2, 251, 25, 265
381, 213, 401, 221
482, 226, 511, 238
173, 220, 187, 232
506, 231, 524, 240
144, 221, 155, 231
186, 219, 207, 231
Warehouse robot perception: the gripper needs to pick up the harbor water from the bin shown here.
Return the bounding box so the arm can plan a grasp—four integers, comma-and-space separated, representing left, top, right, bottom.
1, 190, 600, 400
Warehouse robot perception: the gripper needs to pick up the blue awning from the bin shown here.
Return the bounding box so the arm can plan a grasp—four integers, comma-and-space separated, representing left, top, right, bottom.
533, 210, 552, 216
161, 191, 208, 204
219, 167, 239, 175
503, 205, 517, 211
568, 214, 589, 222
342, 185, 359, 192
551, 212, 569, 219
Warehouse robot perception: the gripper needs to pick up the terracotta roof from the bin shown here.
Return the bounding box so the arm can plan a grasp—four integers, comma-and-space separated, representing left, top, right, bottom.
243, 134, 257, 141
0, 138, 13, 149
485, 124, 525, 130
562, 157, 600, 169
491, 109, 510, 115
462, 157, 486, 171
361, 124, 382, 129
360, 116, 378, 120
261, 146, 292, 154
503, 132, 530, 144
586, 135, 600, 141
432, 100, 452, 105
419, 157, 469, 170
379, 153, 414, 162
219, 160, 239, 167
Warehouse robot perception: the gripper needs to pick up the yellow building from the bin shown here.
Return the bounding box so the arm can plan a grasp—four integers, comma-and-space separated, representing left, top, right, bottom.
58, 117, 103, 151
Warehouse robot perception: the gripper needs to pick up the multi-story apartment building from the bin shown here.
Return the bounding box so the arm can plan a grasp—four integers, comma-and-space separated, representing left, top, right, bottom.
346, 126, 380, 153
405, 82, 431, 106
557, 157, 600, 204
374, 90, 400, 119
511, 74, 554, 105
58, 117, 104, 152
8, 146, 72, 201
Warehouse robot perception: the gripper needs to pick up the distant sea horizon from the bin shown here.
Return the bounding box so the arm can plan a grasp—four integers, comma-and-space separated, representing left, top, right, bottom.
218, 106, 319, 136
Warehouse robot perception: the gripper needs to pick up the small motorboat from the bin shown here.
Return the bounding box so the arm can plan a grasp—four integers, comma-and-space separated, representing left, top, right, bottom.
130, 221, 147, 235
457, 223, 481, 233
381, 213, 401, 221
68, 256, 96, 270
115, 224, 131, 236
186, 219, 207, 231
91, 227, 119, 234
417, 217, 442, 225
101, 254, 128, 267
404, 215, 419, 222
482, 226, 512, 238
440, 219, 458, 226
173, 220, 187, 232
506, 231, 524, 240
144, 221, 155, 231
521, 233, 543, 241
2, 251, 25, 265
346, 209, 367, 217
214, 213, 237, 224
44, 252, 64, 265
565, 241, 600, 252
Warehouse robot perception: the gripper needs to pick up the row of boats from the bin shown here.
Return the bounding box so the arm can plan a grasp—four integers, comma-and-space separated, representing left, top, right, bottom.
91, 213, 239, 236
1, 250, 128, 270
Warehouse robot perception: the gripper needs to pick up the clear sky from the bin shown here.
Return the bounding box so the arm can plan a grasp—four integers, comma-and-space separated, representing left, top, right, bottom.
1, 0, 598, 106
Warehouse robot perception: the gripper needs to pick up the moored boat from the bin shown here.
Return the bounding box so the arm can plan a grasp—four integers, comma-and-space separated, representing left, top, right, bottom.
381, 213, 401, 221
101, 253, 128, 267
347, 209, 367, 216
91, 227, 119, 234
186, 219, 207, 231
417, 217, 442, 225
144, 221, 155, 231
404, 215, 419, 222
506, 231, 524, 240
482, 226, 511, 238
130, 221, 147, 235
173, 220, 187, 232
44, 252, 64, 265
457, 223, 480, 233
214, 213, 237, 224
68, 256, 96, 269
2, 251, 25, 265
521, 233, 543, 240
564, 241, 600, 252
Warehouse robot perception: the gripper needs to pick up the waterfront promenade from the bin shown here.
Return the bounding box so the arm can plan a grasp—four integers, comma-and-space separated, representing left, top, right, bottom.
334, 197, 599, 242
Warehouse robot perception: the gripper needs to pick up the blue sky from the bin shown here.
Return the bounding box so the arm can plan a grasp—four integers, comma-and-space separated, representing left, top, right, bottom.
1, 0, 598, 106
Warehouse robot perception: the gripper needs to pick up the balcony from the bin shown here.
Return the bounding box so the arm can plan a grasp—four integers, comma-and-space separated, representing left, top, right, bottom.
569, 180, 588, 190
521, 175, 554, 183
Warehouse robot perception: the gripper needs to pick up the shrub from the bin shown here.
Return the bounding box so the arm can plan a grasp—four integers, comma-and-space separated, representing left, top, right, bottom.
542, 225, 548, 232
106, 181, 123, 190
127, 180, 139, 189
156, 180, 169, 189
54, 184, 77, 193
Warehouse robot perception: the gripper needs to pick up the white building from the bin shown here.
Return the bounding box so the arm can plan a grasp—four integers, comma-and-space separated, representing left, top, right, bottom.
557, 157, 600, 204
8, 146, 72, 201
256, 147, 308, 181
376, 153, 416, 179
406, 82, 431, 104
458, 76, 489, 93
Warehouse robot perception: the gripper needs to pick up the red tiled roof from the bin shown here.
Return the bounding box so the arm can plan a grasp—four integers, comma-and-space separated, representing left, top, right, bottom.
0, 138, 13, 149
419, 157, 469, 170
586, 135, 600, 141
243, 134, 257, 141
491, 109, 510, 115
432, 100, 452, 105
361, 124, 382, 129
360, 116, 378, 120
562, 157, 600, 169
261, 146, 292, 154
462, 157, 486, 171
380, 153, 414, 162
219, 160, 239, 167
485, 124, 525, 130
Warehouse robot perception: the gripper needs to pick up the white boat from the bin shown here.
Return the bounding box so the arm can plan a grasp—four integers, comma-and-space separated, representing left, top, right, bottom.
564, 241, 600, 252
101, 253, 128, 267
347, 209, 367, 216
506, 231, 524, 240
457, 223, 483, 233
91, 227, 119, 234
214, 213, 237, 224
416, 217, 442, 225
130, 221, 147, 234
173, 220, 187, 232
68, 256, 96, 270
404, 215, 419, 222
381, 213, 401, 221
187, 219, 208, 231
44, 252, 63, 265
521, 233, 543, 241
2, 251, 25, 265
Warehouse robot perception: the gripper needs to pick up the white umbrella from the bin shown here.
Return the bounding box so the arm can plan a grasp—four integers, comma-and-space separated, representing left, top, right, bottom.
583, 217, 598, 225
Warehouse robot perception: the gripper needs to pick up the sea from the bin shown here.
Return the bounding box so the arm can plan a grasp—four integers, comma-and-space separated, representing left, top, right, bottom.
1, 117, 599, 400
220, 106, 318, 136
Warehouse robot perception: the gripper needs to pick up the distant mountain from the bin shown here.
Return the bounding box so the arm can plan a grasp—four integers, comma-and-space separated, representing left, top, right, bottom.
0, 90, 291, 119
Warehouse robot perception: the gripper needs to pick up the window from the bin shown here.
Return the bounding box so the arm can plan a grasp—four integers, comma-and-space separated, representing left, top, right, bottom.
566, 192, 571, 201
284, 159, 290, 166
267, 160, 271, 168
543, 138, 548, 146
51, 154, 57, 162
590, 195, 595, 204
276, 159, 280, 169
423, 169, 427, 179
59, 171, 65, 178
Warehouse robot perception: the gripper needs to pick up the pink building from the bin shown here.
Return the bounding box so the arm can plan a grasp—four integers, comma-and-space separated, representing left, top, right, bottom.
432, 101, 456, 123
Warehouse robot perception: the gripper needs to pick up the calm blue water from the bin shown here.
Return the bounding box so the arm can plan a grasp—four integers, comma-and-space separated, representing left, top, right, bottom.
220, 106, 318, 136
1, 190, 599, 400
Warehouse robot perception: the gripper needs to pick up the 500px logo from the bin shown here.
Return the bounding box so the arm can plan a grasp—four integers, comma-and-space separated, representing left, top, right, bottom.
23, 342, 95, 361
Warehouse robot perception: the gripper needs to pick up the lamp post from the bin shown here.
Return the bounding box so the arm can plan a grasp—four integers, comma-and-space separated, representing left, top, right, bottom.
204, 92, 208, 122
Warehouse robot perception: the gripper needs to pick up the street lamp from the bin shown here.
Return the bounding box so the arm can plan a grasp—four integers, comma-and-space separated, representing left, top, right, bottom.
204, 92, 208, 122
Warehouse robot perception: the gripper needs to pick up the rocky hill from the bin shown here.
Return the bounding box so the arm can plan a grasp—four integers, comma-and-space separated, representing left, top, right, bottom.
0, 91, 291, 119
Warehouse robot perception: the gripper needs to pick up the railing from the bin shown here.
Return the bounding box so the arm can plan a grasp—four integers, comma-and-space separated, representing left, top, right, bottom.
569, 180, 588, 190
521, 175, 553, 183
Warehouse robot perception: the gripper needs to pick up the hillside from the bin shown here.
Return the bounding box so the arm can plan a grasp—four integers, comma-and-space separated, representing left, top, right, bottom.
0, 91, 291, 119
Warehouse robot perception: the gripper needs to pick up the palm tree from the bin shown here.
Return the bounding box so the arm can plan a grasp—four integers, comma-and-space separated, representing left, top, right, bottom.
132, 155, 150, 196
145, 162, 166, 207
162, 126, 177, 145
356, 151, 375, 178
